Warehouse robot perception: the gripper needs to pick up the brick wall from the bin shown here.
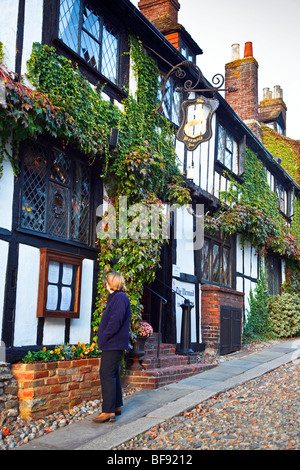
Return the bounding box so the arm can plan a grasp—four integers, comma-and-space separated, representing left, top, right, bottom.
138, 0, 180, 26
165, 32, 180, 50
201, 284, 244, 353
225, 43, 262, 140
11, 358, 101, 421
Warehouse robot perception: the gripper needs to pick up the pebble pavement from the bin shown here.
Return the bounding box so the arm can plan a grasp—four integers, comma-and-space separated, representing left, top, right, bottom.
0, 339, 299, 450
0, 386, 137, 451
115, 359, 300, 451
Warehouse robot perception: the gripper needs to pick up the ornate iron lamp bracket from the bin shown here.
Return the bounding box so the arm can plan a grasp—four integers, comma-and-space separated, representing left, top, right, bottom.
156, 59, 237, 113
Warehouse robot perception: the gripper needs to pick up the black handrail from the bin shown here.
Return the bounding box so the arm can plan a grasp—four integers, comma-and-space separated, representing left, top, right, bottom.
143, 285, 167, 368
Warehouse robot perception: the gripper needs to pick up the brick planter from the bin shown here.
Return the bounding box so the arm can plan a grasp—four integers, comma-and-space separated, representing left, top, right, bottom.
11, 358, 101, 421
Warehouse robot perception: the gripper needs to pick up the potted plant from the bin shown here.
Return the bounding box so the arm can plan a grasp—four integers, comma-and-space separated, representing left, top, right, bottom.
128, 322, 153, 369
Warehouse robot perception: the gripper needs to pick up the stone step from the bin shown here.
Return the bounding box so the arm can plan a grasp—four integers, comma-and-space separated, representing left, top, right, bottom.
144, 342, 176, 356
124, 362, 215, 389
141, 353, 198, 370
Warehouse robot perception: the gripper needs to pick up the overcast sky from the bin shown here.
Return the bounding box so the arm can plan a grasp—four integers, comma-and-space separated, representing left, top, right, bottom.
131, 0, 300, 140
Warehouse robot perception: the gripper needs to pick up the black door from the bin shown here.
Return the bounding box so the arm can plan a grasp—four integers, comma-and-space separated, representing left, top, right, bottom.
220, 306, 242, 355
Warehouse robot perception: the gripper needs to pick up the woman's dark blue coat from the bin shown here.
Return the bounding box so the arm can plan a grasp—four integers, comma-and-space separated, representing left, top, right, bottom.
97, 290, 131, 351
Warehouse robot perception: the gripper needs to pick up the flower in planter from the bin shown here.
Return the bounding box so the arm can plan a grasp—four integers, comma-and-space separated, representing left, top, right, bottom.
22, 342, 101, 363
136, 321, 153, 338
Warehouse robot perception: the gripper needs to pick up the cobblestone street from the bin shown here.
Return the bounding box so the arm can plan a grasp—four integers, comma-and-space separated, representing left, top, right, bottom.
116, 359, 300, 450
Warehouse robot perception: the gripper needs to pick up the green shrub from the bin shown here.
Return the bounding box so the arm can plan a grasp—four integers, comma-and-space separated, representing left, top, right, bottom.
268, 292, 300, 338
243, 266, 273, 343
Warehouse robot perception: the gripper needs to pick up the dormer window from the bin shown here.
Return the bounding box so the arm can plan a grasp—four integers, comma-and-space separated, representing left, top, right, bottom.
180, 40, 195, 63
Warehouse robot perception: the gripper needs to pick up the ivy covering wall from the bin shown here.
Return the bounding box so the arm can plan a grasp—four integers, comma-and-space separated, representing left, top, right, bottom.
0, 37, 190, 342
262, 125, 300, 246
1, 37, 300, 344
205, 148, 300, 261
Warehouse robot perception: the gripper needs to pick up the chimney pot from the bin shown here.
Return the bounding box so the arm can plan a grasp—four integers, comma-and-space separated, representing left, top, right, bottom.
244, 41, 253, 58
263, 87, 273, 100
273, 85, 283, 99
231, 43, 240, 61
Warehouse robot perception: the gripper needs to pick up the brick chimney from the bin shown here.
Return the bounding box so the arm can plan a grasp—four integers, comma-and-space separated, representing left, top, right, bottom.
259, 86, 287, 135
225, 42, 262, 140
138, 0, 202, 59
138, 0, 180, 27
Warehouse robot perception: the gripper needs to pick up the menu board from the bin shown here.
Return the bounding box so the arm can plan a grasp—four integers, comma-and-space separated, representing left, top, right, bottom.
46, 261, 74, 312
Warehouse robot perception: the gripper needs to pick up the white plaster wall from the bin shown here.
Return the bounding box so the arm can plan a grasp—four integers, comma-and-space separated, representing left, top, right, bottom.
129, 54, 138, 99
236, 234, 244, 274
0, 240, 9, 341
0, 0, 19, 71
281, 259, 286, 285
207, 114, 216, 195
174, 206, 194, 275
42, 260, 94, 345
42, 317, 65, 346
236, 235, 260, 321
13, 244, 40, 347
175, 139, 184, 173
178, 114, 216, 195
0, 153, 14, 232
14, 245, 95, 346
69, 259, 94, 344
20, 0, 43, 79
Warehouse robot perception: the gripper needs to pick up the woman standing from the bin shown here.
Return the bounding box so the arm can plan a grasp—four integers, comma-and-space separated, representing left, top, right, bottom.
93, 272, 131, 423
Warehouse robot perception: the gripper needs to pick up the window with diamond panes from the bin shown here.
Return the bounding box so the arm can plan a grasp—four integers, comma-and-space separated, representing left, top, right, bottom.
59, 0, 119, 84
158, 75, 181, 126
20, 140, 91, 245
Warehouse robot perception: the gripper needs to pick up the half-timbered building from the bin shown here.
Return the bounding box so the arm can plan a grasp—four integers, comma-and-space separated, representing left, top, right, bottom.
0, 0, 299, 364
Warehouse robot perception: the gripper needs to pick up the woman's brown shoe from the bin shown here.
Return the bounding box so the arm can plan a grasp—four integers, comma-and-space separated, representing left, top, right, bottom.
92, 413, 116, 423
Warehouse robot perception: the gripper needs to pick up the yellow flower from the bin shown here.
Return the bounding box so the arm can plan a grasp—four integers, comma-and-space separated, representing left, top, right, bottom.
50, 350, 54, 354
80, 353, 84, 358
78, 342, 81, 347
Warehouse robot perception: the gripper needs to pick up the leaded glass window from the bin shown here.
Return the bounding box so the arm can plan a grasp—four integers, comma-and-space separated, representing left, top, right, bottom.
20, 140, 91, 245
158, 75, 181, 126
59, 0, 119, 84
276, 183, 286, 213
199, 236, 232, 287
217, 124, 237, 171
200, 239, 210, 281
211, 243, 220, 283
222, 247, 230, 286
